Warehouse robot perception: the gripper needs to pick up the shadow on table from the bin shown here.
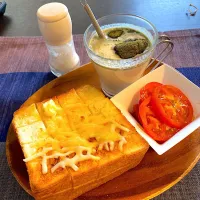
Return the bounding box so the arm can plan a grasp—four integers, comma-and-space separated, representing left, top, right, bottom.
0, 15, 12, 36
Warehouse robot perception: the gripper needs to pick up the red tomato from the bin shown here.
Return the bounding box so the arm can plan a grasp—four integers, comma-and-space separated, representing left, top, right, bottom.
151, 85, 193, 129
140, 82, 162, 103
139, 97, 179, 142
132, 104, 142, 123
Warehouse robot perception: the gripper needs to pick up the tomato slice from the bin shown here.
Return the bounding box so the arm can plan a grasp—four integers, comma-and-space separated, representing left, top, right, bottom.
151, 85, 193, 129
140, 82, 162, 103
139, 97, 179, 142
132, 104, 142, 124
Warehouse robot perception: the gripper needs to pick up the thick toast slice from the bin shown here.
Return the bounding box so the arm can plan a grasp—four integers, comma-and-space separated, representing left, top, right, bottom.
13, 85, 149, 200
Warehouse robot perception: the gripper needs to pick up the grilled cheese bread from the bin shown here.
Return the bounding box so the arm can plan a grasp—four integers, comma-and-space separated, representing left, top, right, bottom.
12, 85, 149, 200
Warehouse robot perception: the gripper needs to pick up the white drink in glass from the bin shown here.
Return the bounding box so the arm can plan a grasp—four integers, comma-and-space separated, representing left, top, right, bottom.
84, 15, 158, 97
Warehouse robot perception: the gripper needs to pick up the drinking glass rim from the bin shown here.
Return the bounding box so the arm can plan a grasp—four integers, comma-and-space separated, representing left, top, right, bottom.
83, 13, 159, 63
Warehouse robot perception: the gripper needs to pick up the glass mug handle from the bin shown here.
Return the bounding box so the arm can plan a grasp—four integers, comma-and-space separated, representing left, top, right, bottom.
147, 34, 174, 71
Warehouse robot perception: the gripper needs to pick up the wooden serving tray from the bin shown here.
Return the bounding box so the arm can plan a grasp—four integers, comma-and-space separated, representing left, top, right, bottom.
6, 62, 200, 200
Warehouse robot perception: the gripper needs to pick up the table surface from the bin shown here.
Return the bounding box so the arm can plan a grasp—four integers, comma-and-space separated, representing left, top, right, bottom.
1, 0, 200, 36
0, 31, 200, 200
0, 0, 200, 200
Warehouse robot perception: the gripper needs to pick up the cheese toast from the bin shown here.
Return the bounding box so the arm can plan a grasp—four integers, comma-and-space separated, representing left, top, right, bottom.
12, 85, 149, 200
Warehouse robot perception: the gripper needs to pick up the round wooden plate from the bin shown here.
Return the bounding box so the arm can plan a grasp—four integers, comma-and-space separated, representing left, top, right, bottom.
6, 62, 200, 200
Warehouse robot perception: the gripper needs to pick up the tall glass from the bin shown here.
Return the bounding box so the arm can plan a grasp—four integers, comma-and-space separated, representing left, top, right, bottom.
84, 14, 159, 97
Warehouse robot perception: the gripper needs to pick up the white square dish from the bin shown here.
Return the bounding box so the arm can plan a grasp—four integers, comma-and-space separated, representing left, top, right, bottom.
111, 64, 200, 155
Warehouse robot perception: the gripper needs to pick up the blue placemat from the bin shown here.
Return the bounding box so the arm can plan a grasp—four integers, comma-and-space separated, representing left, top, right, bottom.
0, 68, 200, 142
0, 72, 56, 142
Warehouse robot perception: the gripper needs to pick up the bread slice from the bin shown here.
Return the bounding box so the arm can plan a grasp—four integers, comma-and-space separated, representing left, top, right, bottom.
73, 86, 149, 197
76, 85, 105, 104
16, 121, 47, 145
13, 104, 41, 128
57, 88, 83, 106
12, 85, 149, 200
13, 107, 73, 199
59, 85, 148, 199
36, 97, 72, 133
57, 89, 99, 196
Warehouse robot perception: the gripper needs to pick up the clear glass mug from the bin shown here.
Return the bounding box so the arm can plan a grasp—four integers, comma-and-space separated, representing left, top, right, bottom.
84, 14, 171, 97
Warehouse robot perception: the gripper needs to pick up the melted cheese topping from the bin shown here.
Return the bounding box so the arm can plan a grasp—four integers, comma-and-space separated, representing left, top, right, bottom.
23, 146, 100, 174
97, 136, 127, 152
111, 121, 130, 132
119, 136, 127, 151
23, 147, 53, 162
98, 141, 115, 151
23, 92, 131, 174
24, 120, 129, 174
42, 99, 61, 117
51, 146, 100, 173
